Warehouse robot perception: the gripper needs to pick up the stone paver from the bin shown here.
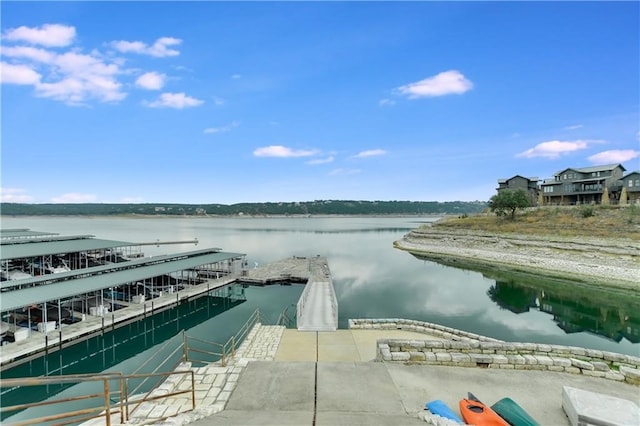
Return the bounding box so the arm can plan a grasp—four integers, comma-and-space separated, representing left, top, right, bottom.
120, 323, 285, 425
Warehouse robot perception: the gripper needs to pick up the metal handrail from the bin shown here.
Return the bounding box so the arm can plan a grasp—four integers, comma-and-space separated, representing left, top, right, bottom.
1, 370, 196, 426
183, 308, 262, 366
1, 373, 125, 426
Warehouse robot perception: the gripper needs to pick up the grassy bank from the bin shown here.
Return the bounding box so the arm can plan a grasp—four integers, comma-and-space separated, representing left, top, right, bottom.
433, 204, 640, 240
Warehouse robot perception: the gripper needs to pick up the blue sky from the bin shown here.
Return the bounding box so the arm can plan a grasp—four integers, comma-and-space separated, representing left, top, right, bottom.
1, 1, 638, 204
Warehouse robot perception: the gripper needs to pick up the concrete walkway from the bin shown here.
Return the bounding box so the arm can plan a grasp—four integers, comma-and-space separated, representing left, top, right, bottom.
111, 326, 639, 426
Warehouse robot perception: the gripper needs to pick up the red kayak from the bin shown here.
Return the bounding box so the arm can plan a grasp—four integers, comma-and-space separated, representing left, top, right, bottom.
459, 393, 509, 426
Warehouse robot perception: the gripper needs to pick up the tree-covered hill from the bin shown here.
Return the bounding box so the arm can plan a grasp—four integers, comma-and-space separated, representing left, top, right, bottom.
0, 200, 487, 216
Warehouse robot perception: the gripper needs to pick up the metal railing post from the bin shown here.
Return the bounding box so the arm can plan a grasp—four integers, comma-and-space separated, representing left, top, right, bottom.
182, 330, 188, 362
232, 336, 236, 357
103, 378, 111, 426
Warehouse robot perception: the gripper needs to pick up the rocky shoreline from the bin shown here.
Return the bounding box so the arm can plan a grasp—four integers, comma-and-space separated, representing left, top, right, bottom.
393, 227, 640, 292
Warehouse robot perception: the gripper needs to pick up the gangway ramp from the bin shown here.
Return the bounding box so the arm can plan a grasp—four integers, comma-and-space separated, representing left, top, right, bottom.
296, 258, 338, 331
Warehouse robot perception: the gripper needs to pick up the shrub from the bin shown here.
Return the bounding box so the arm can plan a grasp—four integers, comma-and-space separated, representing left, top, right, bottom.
580, 205, 595, 218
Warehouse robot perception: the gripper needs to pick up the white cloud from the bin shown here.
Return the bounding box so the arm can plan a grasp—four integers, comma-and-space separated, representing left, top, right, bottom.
379, 98, 395, 107
564, 124, 583, 130
588, 150, 640, 164
2, 44, 126, 104
353, 149, 387, 158
0, 61, 41, 84
2, 45, 56, 62
135, 72, 166, 90
144, 92, 204, 108
231, 74, 241, 79
396, 70, 473, 98
212, 96, 226, 106
51, 193, 97, 203
0, 188, 34, 203
3, 24, 76, 47
516, 140, 597, 159
204, 120, 240, 134
111, 37, 181, 57
253, 145, 319, 158
306, 156, 334, 165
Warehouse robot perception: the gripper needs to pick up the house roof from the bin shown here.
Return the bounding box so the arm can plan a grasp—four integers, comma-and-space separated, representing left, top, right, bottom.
622, 171, 640, 179
554, 163, 626, 176
497, 175, 539, 183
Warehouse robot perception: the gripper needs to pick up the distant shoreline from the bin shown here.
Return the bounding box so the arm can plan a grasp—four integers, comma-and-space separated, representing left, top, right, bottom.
1, 213, 450, 219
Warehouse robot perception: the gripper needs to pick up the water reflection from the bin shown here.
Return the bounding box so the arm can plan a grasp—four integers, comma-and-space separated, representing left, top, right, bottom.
412, 253, 640, 346
487, 278, 639, 344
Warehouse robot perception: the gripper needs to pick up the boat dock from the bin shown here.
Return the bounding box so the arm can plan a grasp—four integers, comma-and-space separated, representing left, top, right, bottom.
1, 255, 338, 369
241, 256, 338, 331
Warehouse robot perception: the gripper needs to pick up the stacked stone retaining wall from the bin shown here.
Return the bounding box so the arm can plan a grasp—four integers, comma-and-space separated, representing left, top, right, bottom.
349, 318, 640, 386
349, 318, 502, 342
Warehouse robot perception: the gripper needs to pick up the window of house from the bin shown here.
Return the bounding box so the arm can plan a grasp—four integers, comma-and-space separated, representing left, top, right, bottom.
635, 179, 640, 187
630, 181, 634, 188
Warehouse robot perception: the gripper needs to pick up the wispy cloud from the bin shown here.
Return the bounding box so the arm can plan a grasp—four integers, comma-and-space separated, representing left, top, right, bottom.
119, 196, 145, 203
110, 37, 182, 57
231, 74, 241, 79
0, 188, 34, 203
353, 149, 387, 158
253, 145, 319, 158
135, 72, 166, 90
328, 168, 361, 176
51, 192, 97, 203
204, 120, 240, 134
563, 124, 583, 130
379, 98, 395, 107
516, 139, 599, 159
212, 96, 226, 106
396, 70, 473, 99
144, 92, 204, 109
588, 149, 639, 164
0, 61, 41, 85
3, 23, 76, 47
306, 156, 334, 165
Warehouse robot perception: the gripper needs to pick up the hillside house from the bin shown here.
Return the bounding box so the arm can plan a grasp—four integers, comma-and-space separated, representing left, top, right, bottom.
539, 164, 626, 205
620, 171, 640, 204
496, 175, 539, 206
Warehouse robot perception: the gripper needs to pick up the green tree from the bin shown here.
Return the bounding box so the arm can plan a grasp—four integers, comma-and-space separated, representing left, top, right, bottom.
489, 189, 530, 220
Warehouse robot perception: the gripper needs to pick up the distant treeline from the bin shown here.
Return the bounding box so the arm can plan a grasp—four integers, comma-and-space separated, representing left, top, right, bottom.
0, 200, 487, 216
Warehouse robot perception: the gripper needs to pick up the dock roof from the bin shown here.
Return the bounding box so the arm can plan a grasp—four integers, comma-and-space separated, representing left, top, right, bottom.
0, 229, 58, 240
0, 248, 245, 312
1, 235, 137, 261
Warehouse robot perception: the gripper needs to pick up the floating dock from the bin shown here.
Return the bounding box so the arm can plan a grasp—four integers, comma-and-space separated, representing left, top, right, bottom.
1, 255, 337, 370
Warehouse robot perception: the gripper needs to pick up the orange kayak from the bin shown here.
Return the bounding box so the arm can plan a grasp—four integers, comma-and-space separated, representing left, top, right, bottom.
459, 394, 509, 426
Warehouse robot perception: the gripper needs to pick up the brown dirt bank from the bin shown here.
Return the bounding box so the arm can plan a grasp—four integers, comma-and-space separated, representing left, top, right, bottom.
394, 227, 639, 292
